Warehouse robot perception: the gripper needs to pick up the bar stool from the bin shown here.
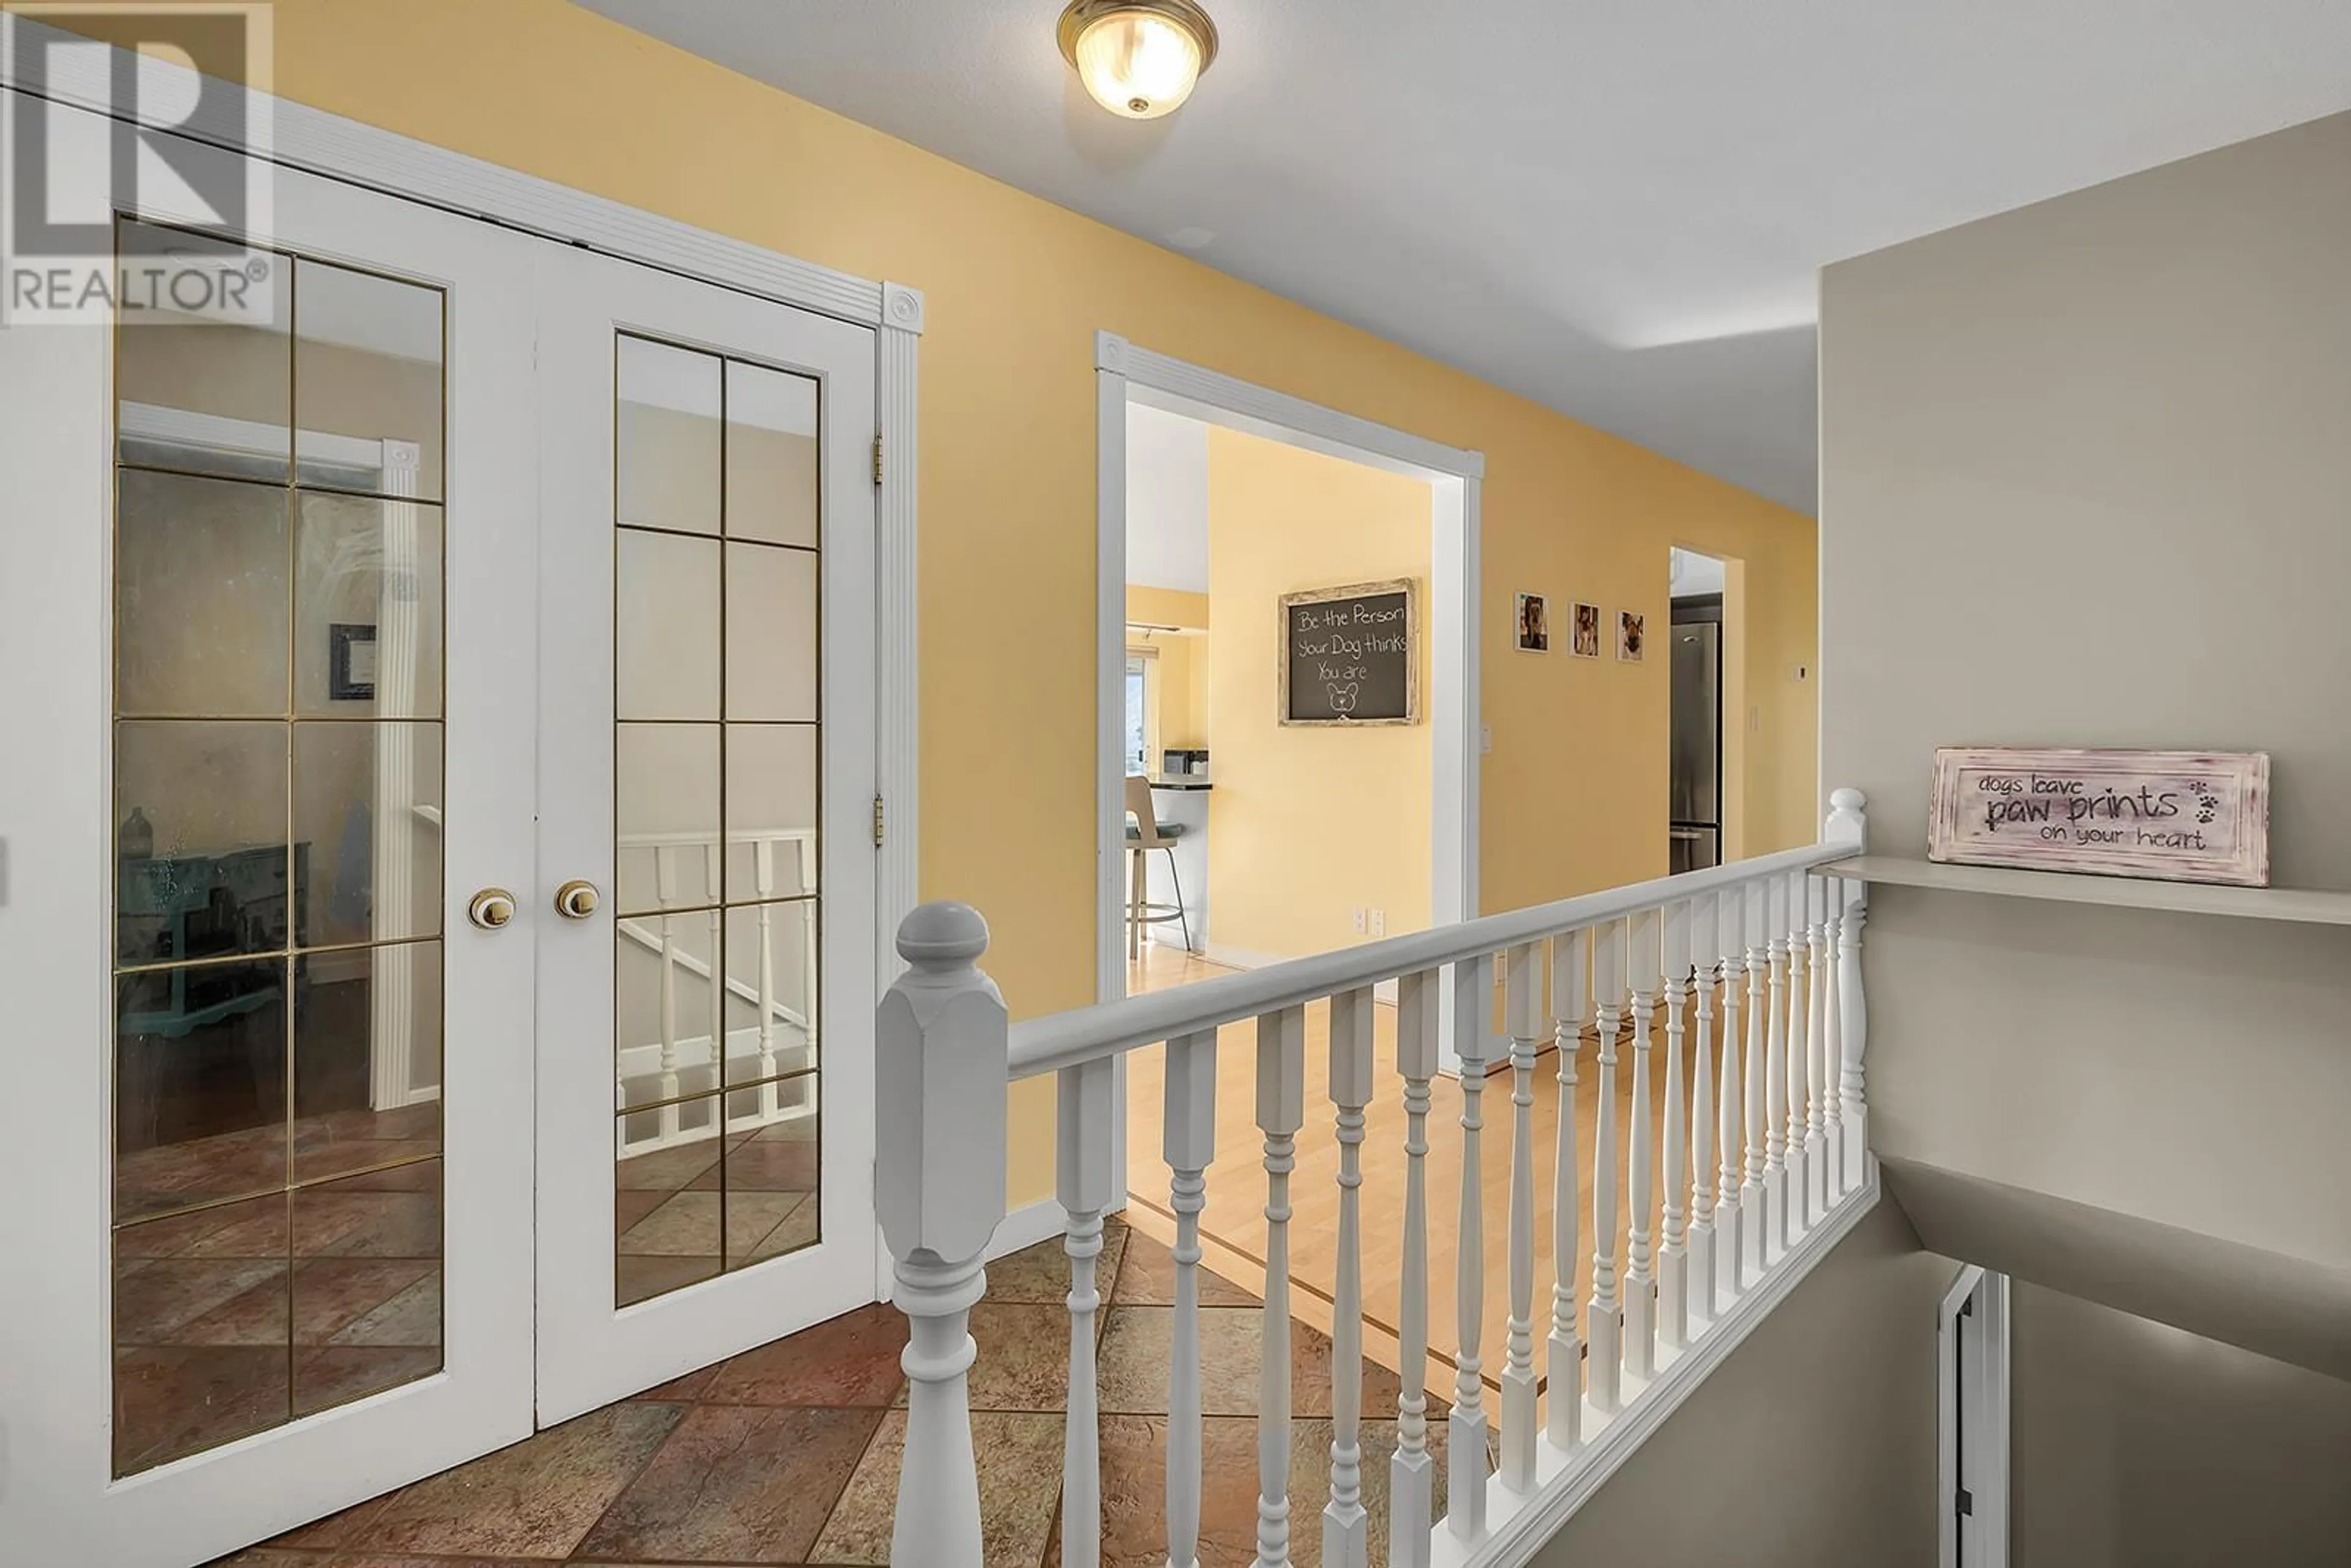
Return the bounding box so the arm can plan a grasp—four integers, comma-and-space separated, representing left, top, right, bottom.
1124, 773, 1191, 959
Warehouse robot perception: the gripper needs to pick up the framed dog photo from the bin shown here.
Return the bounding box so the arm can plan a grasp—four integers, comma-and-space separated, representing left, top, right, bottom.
1617, 609, 1646, 662
1570, 601, 1601, 658
1515, 592, 1550, 653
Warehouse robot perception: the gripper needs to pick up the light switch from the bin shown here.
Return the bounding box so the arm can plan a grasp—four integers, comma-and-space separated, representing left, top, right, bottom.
1480, 724, 1493, 756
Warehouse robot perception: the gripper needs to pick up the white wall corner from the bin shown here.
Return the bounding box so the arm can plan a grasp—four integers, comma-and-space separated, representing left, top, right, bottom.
881, 282, 925, 335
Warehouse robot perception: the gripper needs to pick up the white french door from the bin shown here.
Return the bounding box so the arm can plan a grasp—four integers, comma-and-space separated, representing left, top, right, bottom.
0, 92, 885, 1562
0, 102, 540, 1565
531, 249, 879, 1420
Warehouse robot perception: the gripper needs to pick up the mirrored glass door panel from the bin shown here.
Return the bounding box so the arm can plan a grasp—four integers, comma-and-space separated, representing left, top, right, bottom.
110, 222, 452, 1476
534, 247, 876, 1424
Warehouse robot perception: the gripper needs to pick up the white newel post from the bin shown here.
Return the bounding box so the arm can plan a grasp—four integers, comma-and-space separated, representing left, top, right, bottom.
1165, 1029, 1219, 1568
1499, 945, 1542, 1493
1588, 923, 1625, 1415
1825, 789, 1870, 1190
1258, 1005, 1308, 1568
1326, 988, 1377, 1568
1685, 893, 1719, 1329
1658, 901, 1691, 1352
1623, 909, 1662, 1381
1547, 931, 1588, 1450
1391, 972, 1440, 1568
1057, 1056, 1116, 1568
1448, 956, 1493, 1541
877, 904, 1009, 1568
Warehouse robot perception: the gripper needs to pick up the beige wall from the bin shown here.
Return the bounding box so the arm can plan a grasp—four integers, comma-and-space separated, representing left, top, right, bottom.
106, 0, 1818, 1209
1819, 113, 2351, 1272
2012, 1283, 2351, 1568
1537, 1199, 1950, 1567
1205, 427, 1433, 957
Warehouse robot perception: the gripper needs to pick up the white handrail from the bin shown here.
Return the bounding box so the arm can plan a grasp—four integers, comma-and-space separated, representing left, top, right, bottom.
1007, 838, 1854, 1078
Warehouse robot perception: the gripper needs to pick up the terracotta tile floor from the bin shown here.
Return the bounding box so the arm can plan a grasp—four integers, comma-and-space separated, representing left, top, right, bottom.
211, 1217, 1479, 1568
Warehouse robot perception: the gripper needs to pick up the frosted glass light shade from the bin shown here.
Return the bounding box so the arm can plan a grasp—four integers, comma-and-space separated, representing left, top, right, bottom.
1070, 6, 1208, 119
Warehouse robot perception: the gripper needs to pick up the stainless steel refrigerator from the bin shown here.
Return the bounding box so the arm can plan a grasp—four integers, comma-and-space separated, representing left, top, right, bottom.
1670, 604, 1721, 872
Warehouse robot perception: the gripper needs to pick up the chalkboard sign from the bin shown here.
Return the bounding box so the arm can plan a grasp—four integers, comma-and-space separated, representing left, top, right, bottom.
1278, 578, 1420, 726
1928, 746, 2271, 887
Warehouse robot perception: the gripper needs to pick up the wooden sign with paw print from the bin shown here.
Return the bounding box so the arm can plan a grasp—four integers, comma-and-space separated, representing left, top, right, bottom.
1927, 746, 2270, 887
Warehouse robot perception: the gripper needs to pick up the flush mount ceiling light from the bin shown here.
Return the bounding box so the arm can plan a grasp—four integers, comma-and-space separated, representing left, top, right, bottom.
1057, 0, 1219, 121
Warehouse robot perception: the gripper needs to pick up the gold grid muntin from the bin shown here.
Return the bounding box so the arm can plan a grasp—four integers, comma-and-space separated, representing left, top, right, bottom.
609, 331, 826, 1302
108, 216, 451, 1474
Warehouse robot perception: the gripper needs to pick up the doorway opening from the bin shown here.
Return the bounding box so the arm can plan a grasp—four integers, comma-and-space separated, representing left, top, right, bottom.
1940, 1266, 2013, 1568
1669, 546, 1728, 872
1117, 400, 1444, 999
1093, 336, 1482, 1026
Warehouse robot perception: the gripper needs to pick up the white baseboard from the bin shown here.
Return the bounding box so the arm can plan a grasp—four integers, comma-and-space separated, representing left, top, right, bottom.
986, 1196, 1067, 1264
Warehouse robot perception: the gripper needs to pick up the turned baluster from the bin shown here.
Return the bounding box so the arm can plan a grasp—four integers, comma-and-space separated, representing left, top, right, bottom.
1256, 1005, 1307, 1567
1740, 880, 1769, 1280
1547, 929, 1588, 1450
1390, 972, 1440, 1568
1715, 892, 1747, 1302
1325, 988, 1376, 1568
1623, 909, 1662, 1381
1658, 900, 1692, 1352
1781, 869, 1810, 1240
1499, 945, 1543, 1492
1163, 1029, 1218, 1568
1447, 956, 1493, 1540
1588, 922, 1626, 1414
1056, 1056, 1113, 1568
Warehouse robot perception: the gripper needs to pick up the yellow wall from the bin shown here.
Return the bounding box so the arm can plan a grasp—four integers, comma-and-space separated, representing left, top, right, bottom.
1205, 427, 1433, 957
110, 0, 1820, 1209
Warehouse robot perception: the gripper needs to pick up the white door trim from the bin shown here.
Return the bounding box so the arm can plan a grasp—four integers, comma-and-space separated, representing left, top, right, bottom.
6, 12, 925, 1308
1938, 1266, 2012, 1568
1093, 331, 1486, 1195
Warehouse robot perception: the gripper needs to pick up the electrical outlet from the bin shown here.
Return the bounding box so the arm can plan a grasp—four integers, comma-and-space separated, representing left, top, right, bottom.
1370, 908, 1387, 936
1352, 907, 1367, 934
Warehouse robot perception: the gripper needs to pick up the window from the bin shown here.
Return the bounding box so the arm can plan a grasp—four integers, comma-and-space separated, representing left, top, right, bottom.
1123, 651, 1152, 772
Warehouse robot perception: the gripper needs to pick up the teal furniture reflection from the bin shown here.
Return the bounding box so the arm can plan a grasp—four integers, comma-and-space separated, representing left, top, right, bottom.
116, 843, 309, 1038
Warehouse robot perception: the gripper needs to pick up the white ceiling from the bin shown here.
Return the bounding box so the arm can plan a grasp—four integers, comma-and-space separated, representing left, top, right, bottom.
577, 0, 2351, 514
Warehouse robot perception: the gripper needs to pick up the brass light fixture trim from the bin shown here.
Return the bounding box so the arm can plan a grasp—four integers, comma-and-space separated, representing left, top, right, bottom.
1057, 0, 1220, 118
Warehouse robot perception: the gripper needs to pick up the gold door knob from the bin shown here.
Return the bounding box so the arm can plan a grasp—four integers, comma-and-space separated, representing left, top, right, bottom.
467, 887, 517, 930
553, 879, 601, 920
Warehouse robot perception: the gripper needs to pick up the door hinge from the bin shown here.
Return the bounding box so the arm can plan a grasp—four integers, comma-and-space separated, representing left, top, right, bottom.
872, 432, 884, 487
1955, 1487, 1974, 1518
872, 794, 886, 847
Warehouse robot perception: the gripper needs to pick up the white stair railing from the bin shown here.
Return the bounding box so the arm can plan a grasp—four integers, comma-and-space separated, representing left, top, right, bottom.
877, 790, 1879, 1567
613, 826, 816, 1159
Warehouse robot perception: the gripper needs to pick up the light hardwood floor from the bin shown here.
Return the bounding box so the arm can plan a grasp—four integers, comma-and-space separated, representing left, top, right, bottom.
1122, 942, 1735, 1405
